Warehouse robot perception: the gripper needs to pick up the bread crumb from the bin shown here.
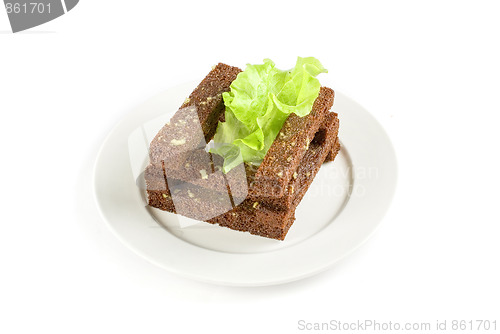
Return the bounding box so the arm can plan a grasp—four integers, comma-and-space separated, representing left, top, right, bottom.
170, 138, 186, 146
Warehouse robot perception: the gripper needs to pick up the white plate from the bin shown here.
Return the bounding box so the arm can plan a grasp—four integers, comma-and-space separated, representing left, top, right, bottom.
93, 81, 397, 286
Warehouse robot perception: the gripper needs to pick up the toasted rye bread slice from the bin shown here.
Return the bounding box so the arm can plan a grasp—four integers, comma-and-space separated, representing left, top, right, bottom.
248, 87, 334, 198
246, 112, 339, 211
148, 63, 241, 169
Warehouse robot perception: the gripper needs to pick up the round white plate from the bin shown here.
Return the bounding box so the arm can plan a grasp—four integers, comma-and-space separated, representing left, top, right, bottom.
93, 81, 397, 286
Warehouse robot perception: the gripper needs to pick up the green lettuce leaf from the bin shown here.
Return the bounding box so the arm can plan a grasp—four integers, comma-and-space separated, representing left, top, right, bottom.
211, 57, 327, 173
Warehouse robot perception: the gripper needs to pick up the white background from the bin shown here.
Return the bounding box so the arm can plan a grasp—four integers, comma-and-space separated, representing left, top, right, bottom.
1, 1, 499, 333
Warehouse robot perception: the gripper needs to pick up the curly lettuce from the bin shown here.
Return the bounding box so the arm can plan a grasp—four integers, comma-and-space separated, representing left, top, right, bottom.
211, 57, 327, 172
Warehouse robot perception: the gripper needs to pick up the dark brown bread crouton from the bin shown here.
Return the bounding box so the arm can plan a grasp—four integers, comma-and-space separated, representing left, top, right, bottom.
148, 63, 241, 169
249, 87, 334, 198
